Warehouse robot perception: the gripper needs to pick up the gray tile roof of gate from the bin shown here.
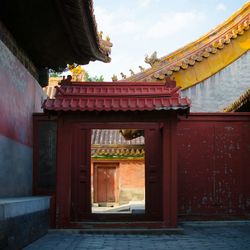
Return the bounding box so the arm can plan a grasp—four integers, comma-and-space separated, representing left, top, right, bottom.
91, 129, 144, 145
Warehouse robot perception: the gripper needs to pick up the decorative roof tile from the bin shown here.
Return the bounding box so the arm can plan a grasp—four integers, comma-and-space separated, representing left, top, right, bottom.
91, 146, 145, 159
223, 88, 250, 112
43, 79, 190, 112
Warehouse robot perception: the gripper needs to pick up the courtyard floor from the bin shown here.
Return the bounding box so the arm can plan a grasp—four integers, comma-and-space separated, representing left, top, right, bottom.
23, 221, 250, 250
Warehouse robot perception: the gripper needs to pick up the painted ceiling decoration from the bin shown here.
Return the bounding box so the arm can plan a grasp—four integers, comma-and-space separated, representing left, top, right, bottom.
119, 2, 250, 91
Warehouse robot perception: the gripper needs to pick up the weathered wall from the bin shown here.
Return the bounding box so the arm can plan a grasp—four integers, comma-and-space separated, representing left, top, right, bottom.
118, 160, 145, 205
182, 51, 250, 112
0, 37, 45, 197
177, 114, 250, 219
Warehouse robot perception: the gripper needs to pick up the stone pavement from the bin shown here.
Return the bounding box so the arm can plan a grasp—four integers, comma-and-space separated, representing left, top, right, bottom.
23, 221, 250, 250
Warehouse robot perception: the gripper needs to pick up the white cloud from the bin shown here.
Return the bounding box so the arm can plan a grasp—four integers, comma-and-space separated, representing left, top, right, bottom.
146, 11, 206, 39
137, 0, 155, 7
94, 6, 140, 36
216, 3, 227, 11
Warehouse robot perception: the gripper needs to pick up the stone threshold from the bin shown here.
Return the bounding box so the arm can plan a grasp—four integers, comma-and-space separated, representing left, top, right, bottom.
49, 227, 184, 235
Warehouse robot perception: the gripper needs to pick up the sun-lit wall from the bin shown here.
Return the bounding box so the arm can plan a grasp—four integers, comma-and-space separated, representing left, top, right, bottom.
91, 160, 145, 205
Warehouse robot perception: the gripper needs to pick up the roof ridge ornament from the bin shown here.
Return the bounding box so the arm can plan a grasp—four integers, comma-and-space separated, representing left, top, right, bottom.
112, 74, 118, 82
59, 75, 72, 85
139, 66, 145, 72
165, 76, 176, 88
129, 69, 135, 76
145, 51, 160, 67
120, 72, 127, 79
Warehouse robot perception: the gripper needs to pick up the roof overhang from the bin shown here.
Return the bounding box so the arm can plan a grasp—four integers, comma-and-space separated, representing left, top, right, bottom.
0, 0, 111, 70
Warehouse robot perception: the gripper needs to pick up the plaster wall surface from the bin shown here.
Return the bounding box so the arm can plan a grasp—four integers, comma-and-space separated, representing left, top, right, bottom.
0, 38, 45, 197
119, 161, 145, 204
91, 161, 145, 205
0, 135, 32, 197
182, 51, 250, 112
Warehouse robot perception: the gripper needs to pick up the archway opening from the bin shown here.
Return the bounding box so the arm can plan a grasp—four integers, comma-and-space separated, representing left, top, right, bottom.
91, 129, 145, 214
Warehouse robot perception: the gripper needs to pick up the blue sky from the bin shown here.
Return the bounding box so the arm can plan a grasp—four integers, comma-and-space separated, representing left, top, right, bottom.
84, 0, 249, 81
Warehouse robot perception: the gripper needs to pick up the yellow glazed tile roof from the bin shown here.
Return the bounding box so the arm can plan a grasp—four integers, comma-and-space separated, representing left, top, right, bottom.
91, 145, 145, 160
223, 87, 250, 112
122, 2, 250, 90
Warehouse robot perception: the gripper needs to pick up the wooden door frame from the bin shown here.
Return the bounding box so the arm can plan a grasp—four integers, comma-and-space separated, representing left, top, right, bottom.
55, 115, 178, 228
71, 122, 163, 221
93, 162, 119, 204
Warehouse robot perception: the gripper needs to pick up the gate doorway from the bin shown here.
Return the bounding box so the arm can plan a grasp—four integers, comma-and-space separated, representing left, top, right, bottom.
35, 80, 187, 228
91, 129, 146, 215
71, 124, 162, 221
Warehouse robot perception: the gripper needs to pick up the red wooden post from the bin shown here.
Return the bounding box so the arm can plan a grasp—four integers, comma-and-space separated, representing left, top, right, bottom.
162, 113, 178, 227
56, 118, 72, 228
144, 125, 163, 221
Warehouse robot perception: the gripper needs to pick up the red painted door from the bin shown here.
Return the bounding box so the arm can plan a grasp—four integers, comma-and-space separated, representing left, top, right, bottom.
71, 127, 91, 220
95, 166, 116, 203
145, 126, 163, 220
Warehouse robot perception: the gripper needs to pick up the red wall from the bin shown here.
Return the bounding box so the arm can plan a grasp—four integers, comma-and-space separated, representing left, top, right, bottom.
0, 38, 45, 197
177, 113, 250, 219
0, 40, 44, 146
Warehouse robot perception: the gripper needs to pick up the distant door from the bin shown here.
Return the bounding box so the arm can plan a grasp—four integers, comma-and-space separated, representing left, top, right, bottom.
94, 164, 118, 204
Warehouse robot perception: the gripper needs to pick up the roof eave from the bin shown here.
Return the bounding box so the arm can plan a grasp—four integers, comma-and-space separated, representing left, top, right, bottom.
55, 0, 111, 64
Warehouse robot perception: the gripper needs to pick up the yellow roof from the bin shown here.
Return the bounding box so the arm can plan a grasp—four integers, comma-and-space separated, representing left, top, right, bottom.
223, 88, 250, 111
122, 2, 250, 90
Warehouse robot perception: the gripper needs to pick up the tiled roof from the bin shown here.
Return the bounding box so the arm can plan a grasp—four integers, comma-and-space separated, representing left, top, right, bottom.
91, 129, 145, 159
223, 88, 250, 112
120, 2, 250, 90
91, 129, 144, 145
91, 146, 145, 159
43, 79, 190, 112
